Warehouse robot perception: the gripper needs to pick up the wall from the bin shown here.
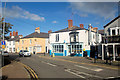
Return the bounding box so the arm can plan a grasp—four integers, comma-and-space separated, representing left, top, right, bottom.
15, 38, 47, 54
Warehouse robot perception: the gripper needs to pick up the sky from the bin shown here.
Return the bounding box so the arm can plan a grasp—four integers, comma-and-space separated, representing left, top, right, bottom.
0, 1, 119, 36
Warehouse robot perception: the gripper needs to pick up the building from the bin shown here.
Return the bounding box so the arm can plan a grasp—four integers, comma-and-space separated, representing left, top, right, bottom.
15, 27, 49, 54
6, 31, 23, 53
101, 15, 120, 61
49, 20, 102, 57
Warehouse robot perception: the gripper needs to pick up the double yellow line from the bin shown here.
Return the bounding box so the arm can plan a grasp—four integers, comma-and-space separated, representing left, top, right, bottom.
17, 62, 39, 80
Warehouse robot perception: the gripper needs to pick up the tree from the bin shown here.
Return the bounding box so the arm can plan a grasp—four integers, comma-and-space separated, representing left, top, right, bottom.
0, 17, 13, 40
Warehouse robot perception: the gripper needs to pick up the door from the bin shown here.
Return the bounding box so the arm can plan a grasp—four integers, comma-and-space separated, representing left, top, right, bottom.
36, 47, 41, 53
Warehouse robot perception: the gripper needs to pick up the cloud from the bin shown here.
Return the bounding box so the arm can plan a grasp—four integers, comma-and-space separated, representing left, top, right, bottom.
1, 6, 45, 21
52, 21, 58, 23
69, 2, 117, 19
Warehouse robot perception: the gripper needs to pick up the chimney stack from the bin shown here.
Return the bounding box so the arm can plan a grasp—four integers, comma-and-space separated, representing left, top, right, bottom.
92, 27, 98, 32
10, 32, 12, 36
16, 31, 18, 36
68, 19, 73, 28
80, 24, 84, 28
35, 27, 40, 33
13, 31, 16, 36
19, 35, 23, 38
48, 30, 52, 33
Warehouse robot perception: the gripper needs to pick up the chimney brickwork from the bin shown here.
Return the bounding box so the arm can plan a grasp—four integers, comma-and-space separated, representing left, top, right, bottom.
68, 19, 73, 28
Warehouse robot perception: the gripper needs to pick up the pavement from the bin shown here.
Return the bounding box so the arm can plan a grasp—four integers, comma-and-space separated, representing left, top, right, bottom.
1, 61, 30, 80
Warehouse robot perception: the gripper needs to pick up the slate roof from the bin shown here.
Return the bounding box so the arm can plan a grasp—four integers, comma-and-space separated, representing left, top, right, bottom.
52, 26, 87, 33
104, 15, 120, 28
23, 32, 49, 39
8, 36, 20, 41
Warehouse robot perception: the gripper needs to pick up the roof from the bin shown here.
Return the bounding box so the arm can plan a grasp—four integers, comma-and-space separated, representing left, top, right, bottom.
23, 32, 49, 39
52, 26, 87, 33
98, 29, 104, 35
104, 15, 120, 28
8, 36, 20, 41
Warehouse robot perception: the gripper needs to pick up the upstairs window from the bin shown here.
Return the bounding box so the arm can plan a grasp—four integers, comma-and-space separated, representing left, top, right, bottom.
118, 29, 120, 35
30, 39, 32, 44
55, 34, 59, 42
69, 32, 79, 43
112, 30, 115, 35
22, 40, 24, 44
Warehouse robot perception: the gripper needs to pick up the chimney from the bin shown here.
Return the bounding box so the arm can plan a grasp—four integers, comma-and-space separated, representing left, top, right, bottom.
48, 30, 52, 33
68, 19, 73, 28
16, 31, 18, 36
80, 24, 84, 28
13, 31, 16, 36
10, 32, 12, 36
19, 35, 23, 38
92, 27, 98, 32
35, 27, 40, 33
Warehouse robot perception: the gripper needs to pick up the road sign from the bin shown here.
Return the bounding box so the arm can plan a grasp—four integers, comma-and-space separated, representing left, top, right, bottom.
1, 41, 6, 45
2, 45, 5, 49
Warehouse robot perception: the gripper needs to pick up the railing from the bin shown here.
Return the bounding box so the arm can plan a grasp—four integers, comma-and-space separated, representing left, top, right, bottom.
102, 35, 120, 43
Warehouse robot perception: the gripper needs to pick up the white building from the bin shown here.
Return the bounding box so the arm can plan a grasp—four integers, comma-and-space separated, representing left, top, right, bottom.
49, 20, 102, 57
102, 15, 120, 61
6, 31, 22, 53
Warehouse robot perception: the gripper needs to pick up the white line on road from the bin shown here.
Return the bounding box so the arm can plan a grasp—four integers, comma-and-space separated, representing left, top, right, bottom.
65, 69, 85, 78
75, 65, 103, 72
41, 61, 56, 67
65, 68, 103, 79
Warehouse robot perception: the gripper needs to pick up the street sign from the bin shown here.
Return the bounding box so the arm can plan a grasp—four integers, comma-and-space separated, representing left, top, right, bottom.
2, 45, 5, 49
1, 41, 6, 45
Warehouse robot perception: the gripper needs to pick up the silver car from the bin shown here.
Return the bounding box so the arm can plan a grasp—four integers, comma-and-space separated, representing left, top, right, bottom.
19, 50, 31, 57
2, 51, 9, 57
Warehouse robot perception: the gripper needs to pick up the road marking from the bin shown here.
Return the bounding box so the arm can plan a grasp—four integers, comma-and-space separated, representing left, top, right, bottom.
39, 56, 118, 70
65, 68, 103, 79
65, 69, 85, 78
75, 65, 103, 72
105, 76, 120, 79
17, 62, 39, 79
41, 61, 56, 67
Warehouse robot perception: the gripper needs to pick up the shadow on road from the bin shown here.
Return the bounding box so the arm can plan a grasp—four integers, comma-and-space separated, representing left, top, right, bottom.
3, 53, 20, 67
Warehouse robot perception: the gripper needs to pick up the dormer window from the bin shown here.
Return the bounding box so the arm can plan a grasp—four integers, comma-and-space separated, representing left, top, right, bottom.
69, 32, 79, 43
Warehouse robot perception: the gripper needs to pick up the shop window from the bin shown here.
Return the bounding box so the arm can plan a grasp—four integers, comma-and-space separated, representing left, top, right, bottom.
52, 44, 64, 53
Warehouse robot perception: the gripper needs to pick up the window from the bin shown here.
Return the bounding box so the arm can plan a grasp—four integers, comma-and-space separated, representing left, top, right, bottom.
22, 47, 24, 50
52, 44, 64, 53
9, 42, 11, 45
112, 30, 115, 35
18, 47, 19, 51
55, 34, 59, 42
93, 34, 94, 39
118, 29, 120, 35
13, 41, 15, 45
13, 48, 15, 52
69, 32, 79, 43
30, 39, 32, 44
22, 40, 24, 44
35, 39, 37, 41
26, 47, 27, 50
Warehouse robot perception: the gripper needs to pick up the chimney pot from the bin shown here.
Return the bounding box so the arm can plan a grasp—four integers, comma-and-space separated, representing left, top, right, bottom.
68, 19, 73, 28
13, 31, 16, 36
16, 31, 18, 36
80, 24, 84, 28
48, 30, 52, 33
10, 32, 12, 36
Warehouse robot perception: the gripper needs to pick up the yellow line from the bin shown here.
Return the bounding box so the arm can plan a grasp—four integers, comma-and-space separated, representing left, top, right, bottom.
17, 62, 39, 79
39, 56, 118, 70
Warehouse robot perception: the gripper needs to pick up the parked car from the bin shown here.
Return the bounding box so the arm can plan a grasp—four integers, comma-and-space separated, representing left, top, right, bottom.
2, 51, 9, 57
19, 50, 31, 57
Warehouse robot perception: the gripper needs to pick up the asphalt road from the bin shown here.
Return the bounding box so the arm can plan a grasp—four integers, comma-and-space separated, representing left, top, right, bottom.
3, 53, 120, 80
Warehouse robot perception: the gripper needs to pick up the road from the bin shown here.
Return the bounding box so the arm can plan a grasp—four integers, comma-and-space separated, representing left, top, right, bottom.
3, 53, 120, 80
